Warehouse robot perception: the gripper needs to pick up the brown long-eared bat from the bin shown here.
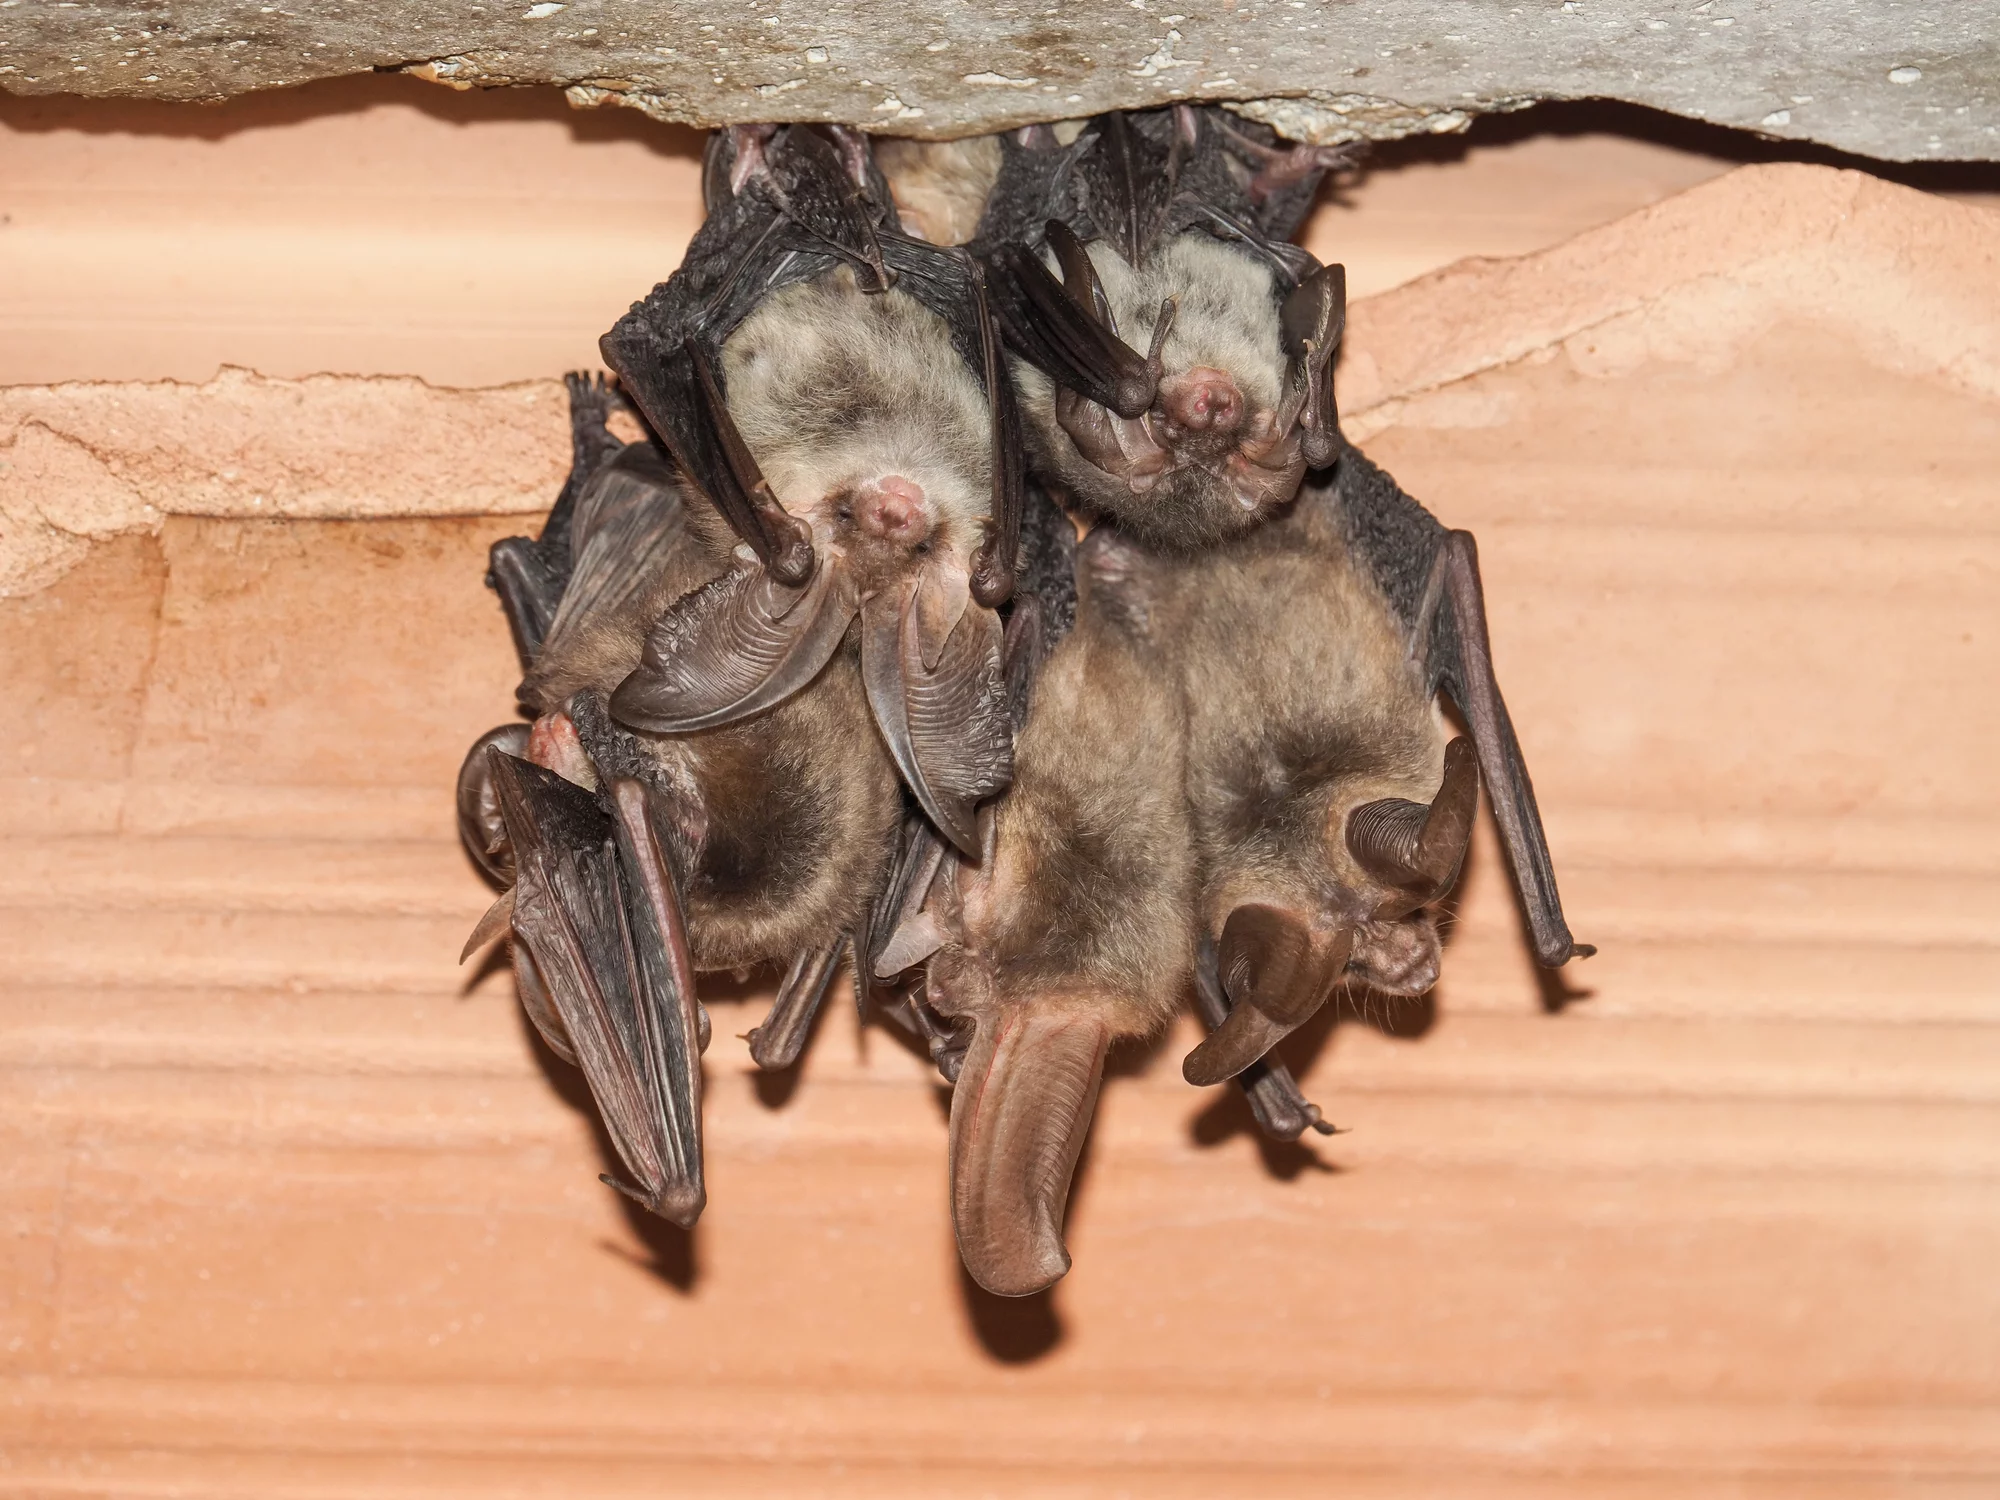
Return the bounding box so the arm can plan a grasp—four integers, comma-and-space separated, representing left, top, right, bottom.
1153, 445, 1593, 1097
884, 526, 1195, 1297
975, 106, 1351, 550
459, 374, 903, 1228
599, 124, 1024, 858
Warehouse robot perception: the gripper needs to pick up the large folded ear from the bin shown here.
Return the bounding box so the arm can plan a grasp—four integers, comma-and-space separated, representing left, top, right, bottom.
1181, 903, 1350, 1086
1279, 260, 1345, 468
860, 581, 1012, 858
1346, 735, 1480, 917
949, 1004, 1111, 1297
456, 724, 531, 884
610, 561, 860, 734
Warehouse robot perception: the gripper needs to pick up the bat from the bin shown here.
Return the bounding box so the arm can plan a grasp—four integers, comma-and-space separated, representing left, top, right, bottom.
598, 123, 1024, 858
457, 373, 905, 1226
1151, 443, 1593, 1097
975, 106, 1352, 550
874, 133, 1004, 247
879, 523, 1195, 1297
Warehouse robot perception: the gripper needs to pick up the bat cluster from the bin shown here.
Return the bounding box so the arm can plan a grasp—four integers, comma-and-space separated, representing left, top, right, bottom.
457, 110, 1591, 1297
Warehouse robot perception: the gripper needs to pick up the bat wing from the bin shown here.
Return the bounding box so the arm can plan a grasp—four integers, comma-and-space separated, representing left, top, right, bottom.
1072, 111, 1178, 267
602, 125, 905, 586
529, 443, 691, 682
490, 751, 707, 1226
1328, 446, 1592, 968
488, 371, 622, 669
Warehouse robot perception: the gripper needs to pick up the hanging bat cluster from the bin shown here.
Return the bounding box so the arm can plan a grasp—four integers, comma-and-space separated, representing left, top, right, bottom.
457, 110, 1591, 1297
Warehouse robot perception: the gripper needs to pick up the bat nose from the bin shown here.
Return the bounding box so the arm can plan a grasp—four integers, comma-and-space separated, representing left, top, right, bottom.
855, 475, 930, 543
1158, 367, 1243, 434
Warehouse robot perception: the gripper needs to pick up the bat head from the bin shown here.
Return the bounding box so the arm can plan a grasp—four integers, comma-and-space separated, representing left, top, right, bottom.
1184, 737, 1479, 1085
1021, 234, 1339, 549
723, 269, 993, 595
618, 270, 1014, 858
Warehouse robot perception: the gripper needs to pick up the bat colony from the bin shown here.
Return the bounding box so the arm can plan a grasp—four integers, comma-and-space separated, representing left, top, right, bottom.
457, 110, 1592, 1297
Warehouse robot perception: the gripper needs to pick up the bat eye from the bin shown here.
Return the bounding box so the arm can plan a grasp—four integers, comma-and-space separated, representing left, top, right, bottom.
914, 541, 932, 555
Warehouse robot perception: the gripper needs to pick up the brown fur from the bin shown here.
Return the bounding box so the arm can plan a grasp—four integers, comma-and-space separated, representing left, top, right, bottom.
524, 473, 901, 974
927, 536, 1193, 1040
1147, 491, 1454, 992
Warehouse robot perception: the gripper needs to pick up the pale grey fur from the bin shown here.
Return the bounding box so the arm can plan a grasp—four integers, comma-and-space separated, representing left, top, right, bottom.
722, 270, 993, 565
876, 135, 1003, 246
1091, 237, 1286, 413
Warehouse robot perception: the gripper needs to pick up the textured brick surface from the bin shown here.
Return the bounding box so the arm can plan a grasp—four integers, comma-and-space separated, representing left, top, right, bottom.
2, 162, 1997, 1494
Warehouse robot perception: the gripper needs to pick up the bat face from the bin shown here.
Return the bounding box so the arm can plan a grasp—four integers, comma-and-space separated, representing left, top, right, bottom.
979, 109, 1347, 553
1017, 234, 1309, 549
598, 123, 1030, 859
722, 268, 993, 604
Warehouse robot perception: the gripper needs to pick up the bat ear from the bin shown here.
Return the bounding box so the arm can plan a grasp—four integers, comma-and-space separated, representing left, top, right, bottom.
610, 560, 859, 734
1345, 736, 1480, 917
949, 1003, 1111, 1297
456, 724, 531, 884
860, 583, 1013, 859
1182, 904, 1350, 1086
1279, 261, 1345, 468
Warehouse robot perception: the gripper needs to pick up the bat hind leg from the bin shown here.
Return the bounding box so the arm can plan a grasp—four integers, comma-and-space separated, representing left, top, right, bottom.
747, 940, 844, 1071
1194, 937, 1337, 1142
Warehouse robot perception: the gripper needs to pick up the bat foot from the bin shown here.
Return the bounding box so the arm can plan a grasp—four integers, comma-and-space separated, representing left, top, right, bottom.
600, 1173, 705, 1230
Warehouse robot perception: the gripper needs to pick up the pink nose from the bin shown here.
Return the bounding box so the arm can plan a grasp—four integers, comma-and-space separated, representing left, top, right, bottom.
855, 475, 930, 543
1159, 367, 1243, 433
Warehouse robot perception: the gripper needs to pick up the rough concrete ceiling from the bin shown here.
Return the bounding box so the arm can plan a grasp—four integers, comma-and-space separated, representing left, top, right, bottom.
1, 2, 1995, 162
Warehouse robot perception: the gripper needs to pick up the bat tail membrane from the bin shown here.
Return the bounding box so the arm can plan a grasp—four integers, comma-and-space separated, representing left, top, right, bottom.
1190, 935, 1338, 1142
859, 582, 1013, 860
949, 1001, 1111, 1298
1181, 904, 1351, 1087
1074, 111, 1177, 268
489, 751, 708, 1228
